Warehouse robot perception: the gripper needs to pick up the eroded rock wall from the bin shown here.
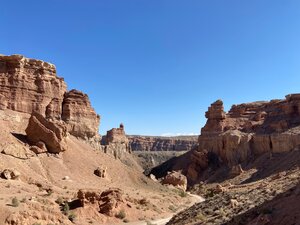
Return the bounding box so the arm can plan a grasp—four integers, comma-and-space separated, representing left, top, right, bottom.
128, 136, 198, 151
0, 54, 100, 139
0, 54, 66, 118
62, 89, 100, 139
188, 94, 300, 182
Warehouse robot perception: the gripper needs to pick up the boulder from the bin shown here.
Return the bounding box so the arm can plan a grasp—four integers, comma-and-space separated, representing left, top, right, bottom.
29, 141, 47, 154
1, 169, 20, 180
230, 164, 244, 177
77, 190, 101, 207
162, 171, 187, 191
94, 166, 107, 178
25, 112, 68, 153
99, 188, 124, 216
77, 188, 125, 217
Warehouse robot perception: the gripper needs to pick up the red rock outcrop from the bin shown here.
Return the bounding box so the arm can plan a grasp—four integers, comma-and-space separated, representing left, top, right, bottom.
25, 112, 68, 153
77, 188, 124, 217
0, 54, 66, 118
128, 135, 198, 151
105, 124, 128, 145
162, 171, 188, 191
0, 54, 100, 139
188, 94, 300, 182
102, 124, 130, 158
62, 89, 100, 139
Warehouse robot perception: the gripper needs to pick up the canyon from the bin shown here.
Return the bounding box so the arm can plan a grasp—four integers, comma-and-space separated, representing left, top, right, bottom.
0, 54, 299, 225
151, 96, 300, 225
0, 55, 196, 225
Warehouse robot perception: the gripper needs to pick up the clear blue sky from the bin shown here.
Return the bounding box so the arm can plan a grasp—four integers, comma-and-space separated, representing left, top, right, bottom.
1, 1, 300, 136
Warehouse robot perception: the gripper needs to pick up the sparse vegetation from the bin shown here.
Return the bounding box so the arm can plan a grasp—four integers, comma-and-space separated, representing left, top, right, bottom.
46, 189, 53, 196
123, 218, 129, 223
168, 205, 177, 212
196, 212, 207, 221
56, 196, 64, 205
68, 212, 77, 222
62, 202, 70, 215
115, 209, 126, 219
179, 189, 187, 197
11, 197, 19, 207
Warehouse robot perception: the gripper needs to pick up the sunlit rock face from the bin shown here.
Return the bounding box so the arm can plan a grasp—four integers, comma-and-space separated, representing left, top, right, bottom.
187, 94, 300, 182
0, 54, 100, 140
62, 89, 100, 139
0, 54, 66, 118
128, 135, 198, 152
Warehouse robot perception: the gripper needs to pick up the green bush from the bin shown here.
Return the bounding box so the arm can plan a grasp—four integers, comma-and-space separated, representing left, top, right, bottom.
62, 202, 70, 215
11, 197, 19, 207
179, 190, 187, 197
115, 209, 126, 219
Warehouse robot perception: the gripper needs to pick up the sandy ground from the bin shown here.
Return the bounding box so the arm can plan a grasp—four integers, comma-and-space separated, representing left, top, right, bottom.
112, 193, 205, 225
0, 110, 196, 225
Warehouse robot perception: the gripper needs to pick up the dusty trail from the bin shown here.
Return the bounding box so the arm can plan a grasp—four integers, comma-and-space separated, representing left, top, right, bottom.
116, 193, 205, 225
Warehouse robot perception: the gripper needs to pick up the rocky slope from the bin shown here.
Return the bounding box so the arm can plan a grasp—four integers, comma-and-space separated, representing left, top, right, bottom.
152, 94, 300, 184
0, 54, 100, 140
134, 151, 187, 174
0, 54, 197, 225
128, 135, 198, 151
168, 151, 300, 225
151, 95, 300, 225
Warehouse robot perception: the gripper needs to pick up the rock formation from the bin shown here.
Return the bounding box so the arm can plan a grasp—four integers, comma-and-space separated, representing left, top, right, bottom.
94, 166, 107, 178
102, 124, 130, 158
77, 188, 125, 217
187, 94, 300, 182
162, 171, 188, 191
99, 188, 124, 216
128, 135, 198, 151
1, 169, 20, 180
62, 89, 100, 139
0, 54, 66, 118
0, 54, 100, 139
105, 123, 128, 145
25, 112, 68, 153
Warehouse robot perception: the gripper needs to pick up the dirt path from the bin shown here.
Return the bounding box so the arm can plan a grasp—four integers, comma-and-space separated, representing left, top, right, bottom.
118, 193, 205, 225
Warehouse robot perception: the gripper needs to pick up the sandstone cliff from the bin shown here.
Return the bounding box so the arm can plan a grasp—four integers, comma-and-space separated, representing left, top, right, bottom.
128, 135, 198, 151
0, 54, 100, 139
188, 94, 300, 182
62, 89, 100, 139
150, 94, 300, 185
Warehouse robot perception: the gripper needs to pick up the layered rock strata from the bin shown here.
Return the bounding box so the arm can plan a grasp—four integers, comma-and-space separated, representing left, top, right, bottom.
62, 89, 100, 139
188, 94, 300, 182
0, 54, 100, 139
128, 135, 198, 151
25, 112, 68, 153
77, 188, 125, 217
0, 54, 66, 118
102, 124, 130, 158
